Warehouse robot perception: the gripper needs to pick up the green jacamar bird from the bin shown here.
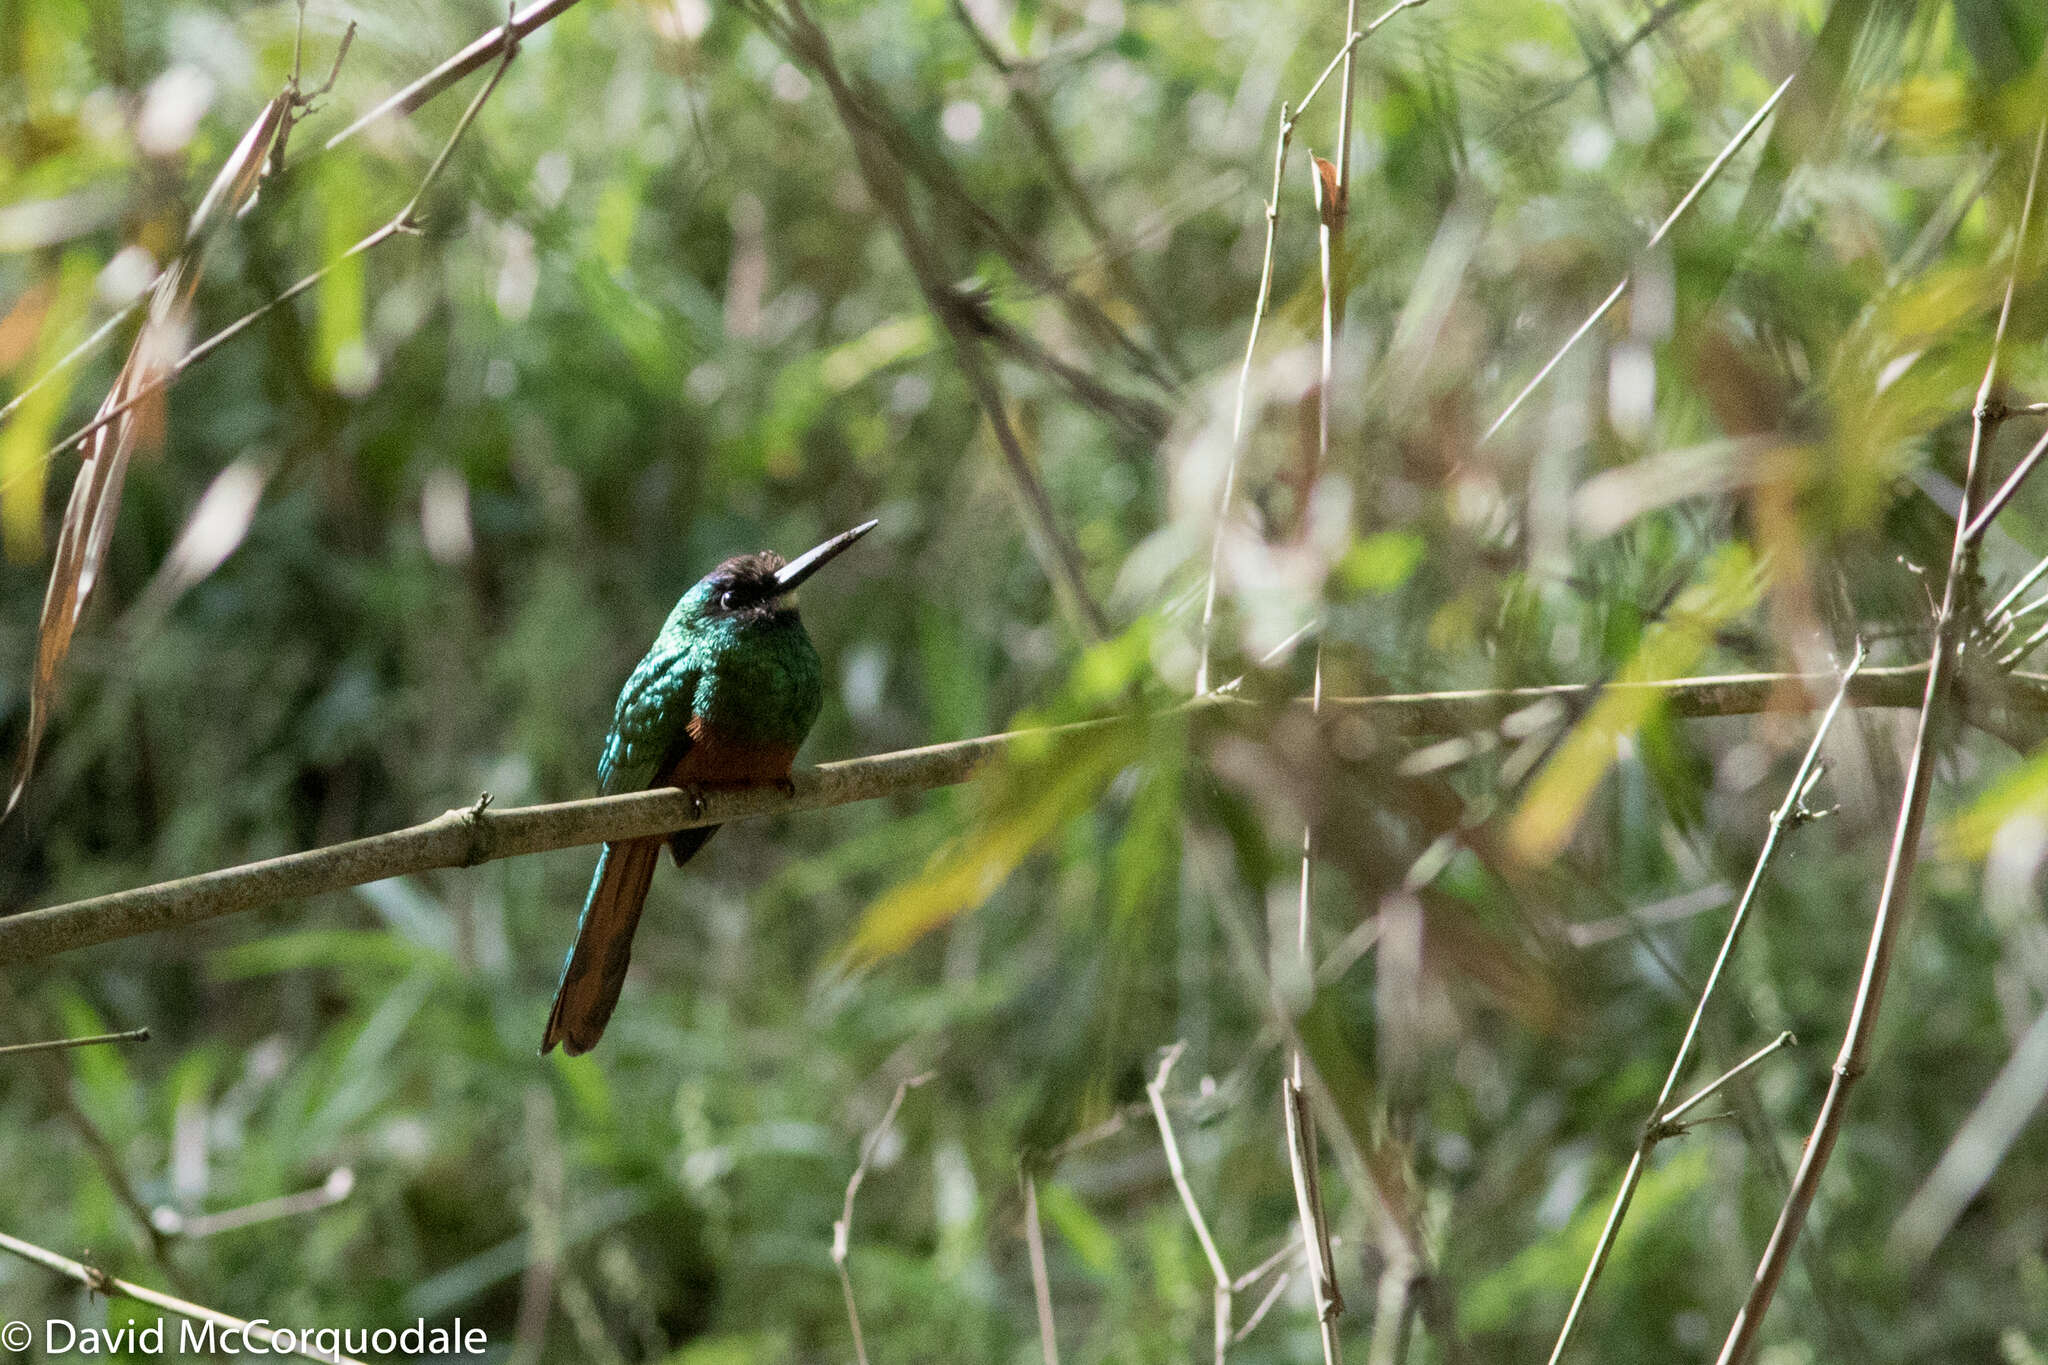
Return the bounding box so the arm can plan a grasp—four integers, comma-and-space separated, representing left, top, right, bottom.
542, 519, 878, 1055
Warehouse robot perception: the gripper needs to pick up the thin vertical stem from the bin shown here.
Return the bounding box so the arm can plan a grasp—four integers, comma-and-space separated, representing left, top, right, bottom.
1286, 2, 1358, 1350
1022, 1173, 1062, 1365
1198, 100, 1295, 695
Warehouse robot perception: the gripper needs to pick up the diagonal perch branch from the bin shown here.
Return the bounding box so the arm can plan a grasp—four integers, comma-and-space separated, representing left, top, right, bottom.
0, 664, 2025, 964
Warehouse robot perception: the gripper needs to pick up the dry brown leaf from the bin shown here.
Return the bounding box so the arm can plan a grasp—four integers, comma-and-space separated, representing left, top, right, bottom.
3, 93, 290, 821
1309, 153, 1344, 230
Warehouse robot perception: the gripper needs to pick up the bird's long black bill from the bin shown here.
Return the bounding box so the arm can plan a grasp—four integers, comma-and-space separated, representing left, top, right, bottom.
773, 518, 878, 594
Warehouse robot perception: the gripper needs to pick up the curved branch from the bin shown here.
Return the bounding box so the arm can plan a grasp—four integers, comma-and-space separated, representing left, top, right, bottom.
0, 665, 2009, 964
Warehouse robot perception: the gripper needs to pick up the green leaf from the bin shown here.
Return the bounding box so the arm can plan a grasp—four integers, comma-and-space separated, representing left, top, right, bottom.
1337, 530, 1425, 595
1037, 1178, 1120, 1278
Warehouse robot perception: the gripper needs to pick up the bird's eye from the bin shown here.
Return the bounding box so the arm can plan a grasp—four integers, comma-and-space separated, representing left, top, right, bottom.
719, 589, 740, 611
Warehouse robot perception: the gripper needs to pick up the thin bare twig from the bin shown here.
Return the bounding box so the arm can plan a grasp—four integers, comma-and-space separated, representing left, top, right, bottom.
1548, 646, 1862, 1365
1715, 114, 2048, 1365
0, 299, 144, 431
1, 13, 514, 824
1654, 1031, 1796, 1134
1196, 88, 1290, 694
1984, 586, 2048, 658
4, 81, 287, 820
2001, 612, 2048, 668
1233, 1238, 1301, 1294
1964, 421, 2048, 544
1149, 1043, 1233, 1364
1284, 1069, 1344, 1353
322, 0, 582, 151
0, 1226, 362, 1364
0, 1027, 149, 1057
1, 13, 353, 454
152, 1169, 354, 1240
1022, 1172, 1061, 1365
0, 0, 568, 453
1180, 827, 1461, 1361
833, 1072, 935, 1365
0, 980, 186, 1291
268, 4, 358, 177
1985, 550, 2048, 626
1236, 1267, 1296, 1342
1483, 72, 1795, 443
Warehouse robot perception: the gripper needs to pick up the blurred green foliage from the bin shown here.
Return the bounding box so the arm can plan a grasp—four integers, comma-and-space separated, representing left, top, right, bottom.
6, 0, 2048, 1361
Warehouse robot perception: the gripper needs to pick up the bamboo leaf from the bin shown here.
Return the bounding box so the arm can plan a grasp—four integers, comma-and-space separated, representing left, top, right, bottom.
0, 255, 93, 561
843, 727, 1137, 961
3, 89, 287, 820
1508, 545, 1763, 862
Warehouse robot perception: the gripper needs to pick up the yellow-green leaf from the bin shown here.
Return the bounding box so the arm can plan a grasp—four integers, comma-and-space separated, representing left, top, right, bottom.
1946, 742, 2048, 859
0, 253, 94, 561
844, 727, 1136, 960
1509, 544, 1762, 861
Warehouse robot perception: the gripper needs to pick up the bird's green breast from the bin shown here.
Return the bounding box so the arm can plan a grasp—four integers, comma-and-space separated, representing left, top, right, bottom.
681, 609, 823, 751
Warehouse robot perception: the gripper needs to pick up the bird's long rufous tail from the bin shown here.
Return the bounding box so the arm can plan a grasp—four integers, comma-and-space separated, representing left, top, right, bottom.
542, 837, 663, 1055
542, 825, 720, 1055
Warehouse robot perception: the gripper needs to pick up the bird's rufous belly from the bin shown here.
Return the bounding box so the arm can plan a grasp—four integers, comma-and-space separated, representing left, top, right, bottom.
667, 714, 801, 787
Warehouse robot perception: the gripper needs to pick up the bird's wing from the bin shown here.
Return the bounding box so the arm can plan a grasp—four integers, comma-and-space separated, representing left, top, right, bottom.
597, 653, 699, 795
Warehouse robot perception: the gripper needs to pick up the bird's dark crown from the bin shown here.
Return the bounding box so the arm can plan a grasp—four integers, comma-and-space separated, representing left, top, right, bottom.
701, 552, 794, 620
